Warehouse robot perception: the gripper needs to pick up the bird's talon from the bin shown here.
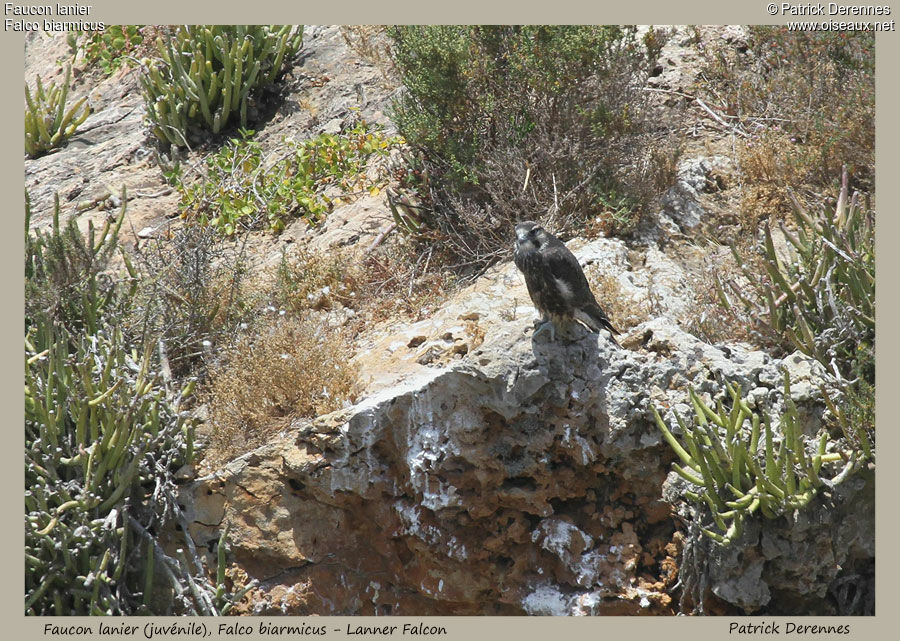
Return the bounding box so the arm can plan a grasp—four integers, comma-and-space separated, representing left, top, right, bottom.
533, 320, 555, 341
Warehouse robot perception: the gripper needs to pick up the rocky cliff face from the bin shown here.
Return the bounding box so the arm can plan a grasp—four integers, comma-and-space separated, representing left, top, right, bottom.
180, 239, 872, 616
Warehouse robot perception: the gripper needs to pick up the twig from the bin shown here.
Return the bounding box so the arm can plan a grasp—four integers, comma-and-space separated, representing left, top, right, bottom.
643, 86, 697, 101
643, 87, 750, 138
133, 188, 174, 199
695, 97, 749, 138
158, 339, 172, 386
126, 515, 195, 614
365, 223, 397, 255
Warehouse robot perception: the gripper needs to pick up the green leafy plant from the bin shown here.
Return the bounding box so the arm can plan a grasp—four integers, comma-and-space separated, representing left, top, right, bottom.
652, 375, 864, 546
25, 64, 90, 158
139, 25, 303, 146
176, 122, 402, 234
68, 25, 146, 75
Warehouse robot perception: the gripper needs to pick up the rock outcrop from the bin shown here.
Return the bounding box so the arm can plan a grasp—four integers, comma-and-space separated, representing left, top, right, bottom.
180, 239, 873, 616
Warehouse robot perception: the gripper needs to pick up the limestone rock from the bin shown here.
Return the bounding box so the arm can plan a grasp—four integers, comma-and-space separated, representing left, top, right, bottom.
660, 155, 733, 231
180, 237, 871, 615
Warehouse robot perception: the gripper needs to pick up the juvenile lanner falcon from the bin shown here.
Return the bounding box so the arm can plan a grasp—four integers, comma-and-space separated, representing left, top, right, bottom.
514, 221, 620, 345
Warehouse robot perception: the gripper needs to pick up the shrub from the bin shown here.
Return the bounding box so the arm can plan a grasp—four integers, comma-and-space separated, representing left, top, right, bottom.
695, 28, 874, 220
387, 25, 674, 266
272, 246, 367, 315
129, 224, 254, 378
25, 64, 91, 158
203, 316, 358, 466
139, 25, 303, 146
174, 122, 402, 234
25, 194, 248, 614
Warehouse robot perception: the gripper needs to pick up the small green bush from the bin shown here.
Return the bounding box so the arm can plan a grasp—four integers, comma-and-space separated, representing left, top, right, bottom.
25, 64, 90, 158
175, 122, 402, 234
139, 25, 303, 146
387, 25, 673, 265
68, 25, 146, 75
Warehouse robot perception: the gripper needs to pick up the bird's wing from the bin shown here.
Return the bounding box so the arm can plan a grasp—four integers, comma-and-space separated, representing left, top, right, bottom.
542, 242, 597, 305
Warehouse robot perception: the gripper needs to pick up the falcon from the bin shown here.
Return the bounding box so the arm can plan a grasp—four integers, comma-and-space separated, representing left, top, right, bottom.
514, 221, 619, 345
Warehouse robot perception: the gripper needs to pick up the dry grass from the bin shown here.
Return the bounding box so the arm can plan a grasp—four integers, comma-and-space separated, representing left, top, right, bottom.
695, 28, 874, 227
736, 132, 806, 224
682, 245, 762, 347
338, 26, 399, 86
130, 225, 257, 378
269, 240, 456, 324
358, 240, 458, 324
200, 238, 459, 466
203, 315, 358, 466
271, 246, 369, 315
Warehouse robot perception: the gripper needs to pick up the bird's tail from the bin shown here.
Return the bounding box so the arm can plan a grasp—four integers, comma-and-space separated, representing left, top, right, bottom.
575, 304, 620, 346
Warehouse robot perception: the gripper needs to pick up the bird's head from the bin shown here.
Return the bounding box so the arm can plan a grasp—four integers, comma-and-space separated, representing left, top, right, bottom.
515, 221, 546, 248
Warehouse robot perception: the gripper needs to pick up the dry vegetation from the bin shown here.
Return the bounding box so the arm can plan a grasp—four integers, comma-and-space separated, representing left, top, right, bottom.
202, 315, 358, 466
682, 244, 761, 347
693, 27, 874, 224
130, 225, 256, 378
271, 246, 369, 315
194, 237, 457, 466
338, 25, 398, 86
589, 273, 652, 333
681, 27, 874, 349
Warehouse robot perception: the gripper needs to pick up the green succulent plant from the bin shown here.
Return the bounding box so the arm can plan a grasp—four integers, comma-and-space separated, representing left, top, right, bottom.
25, 64, 91, 158
25, 192, 253, 614
718, 168, 873, 379
715, 167, 874, 457
652, 375, 864, 546
139, 25, 303, 146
